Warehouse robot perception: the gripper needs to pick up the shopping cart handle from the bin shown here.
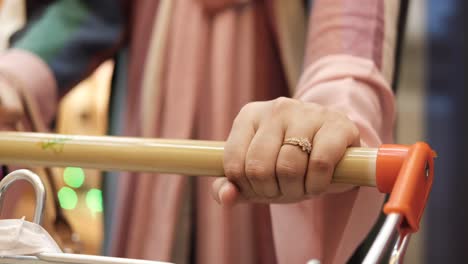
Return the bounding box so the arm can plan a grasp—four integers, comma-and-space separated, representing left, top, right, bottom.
0, 132, 433, 189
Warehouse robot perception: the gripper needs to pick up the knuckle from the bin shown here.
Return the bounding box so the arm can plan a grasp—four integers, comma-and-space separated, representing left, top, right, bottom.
276, 160, 303, 178
309, 157, 333, 172
240, 102, 260, 114
245, 160, 272, 181
271, 97, 296, 113
235, 103, 255, 122
224, 162, 244, 180
235, 103, 254, 119
233, 104, 259, 127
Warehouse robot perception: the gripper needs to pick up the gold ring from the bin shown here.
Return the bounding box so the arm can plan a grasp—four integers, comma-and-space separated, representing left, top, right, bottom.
283, 137, 312, 154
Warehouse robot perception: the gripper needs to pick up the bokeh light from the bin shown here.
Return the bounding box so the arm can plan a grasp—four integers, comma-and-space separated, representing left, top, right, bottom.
58, 187, 78, 210
63, 167, 85, 188
86, 188, 103, 213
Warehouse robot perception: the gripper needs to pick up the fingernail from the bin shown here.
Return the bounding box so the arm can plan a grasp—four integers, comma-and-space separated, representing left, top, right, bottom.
218, 183, 230, 206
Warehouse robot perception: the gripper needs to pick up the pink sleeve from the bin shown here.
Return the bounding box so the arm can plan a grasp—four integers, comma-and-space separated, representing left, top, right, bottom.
295, 54, 395, 147
0, 49, 58, 128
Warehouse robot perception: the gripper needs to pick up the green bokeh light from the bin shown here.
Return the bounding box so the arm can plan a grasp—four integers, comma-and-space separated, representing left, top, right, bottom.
86, 188, 103, 213
58, 187, 78, 210
63, 167, 85, 188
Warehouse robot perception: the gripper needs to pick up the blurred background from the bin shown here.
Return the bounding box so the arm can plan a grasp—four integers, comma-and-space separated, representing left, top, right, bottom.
0, 0, 112, 254
0, 0, 465, 263
397, 0, 467, 263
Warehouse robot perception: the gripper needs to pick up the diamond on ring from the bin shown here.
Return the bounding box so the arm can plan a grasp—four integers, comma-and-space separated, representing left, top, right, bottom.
283, 137, 312, 154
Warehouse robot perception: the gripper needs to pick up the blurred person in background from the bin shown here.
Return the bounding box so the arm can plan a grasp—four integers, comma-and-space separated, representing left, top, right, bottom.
0, 0, 406, 263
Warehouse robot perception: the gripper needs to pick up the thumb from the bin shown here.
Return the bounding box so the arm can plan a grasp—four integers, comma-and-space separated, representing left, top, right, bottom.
211, 178, 241, 207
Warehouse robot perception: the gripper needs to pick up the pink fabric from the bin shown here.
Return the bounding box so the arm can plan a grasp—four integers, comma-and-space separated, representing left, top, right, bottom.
193, 3, 283, 263
305, 0, 384, 68
296, 55, 395, 145
113, 2, 285, 263
195, 0, 249, 12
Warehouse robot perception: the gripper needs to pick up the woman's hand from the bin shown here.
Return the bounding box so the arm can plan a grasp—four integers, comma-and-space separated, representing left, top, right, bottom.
211, 97, 360, 206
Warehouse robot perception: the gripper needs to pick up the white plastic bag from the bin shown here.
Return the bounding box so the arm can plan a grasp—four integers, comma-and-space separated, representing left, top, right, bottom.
0, 217, 61, 256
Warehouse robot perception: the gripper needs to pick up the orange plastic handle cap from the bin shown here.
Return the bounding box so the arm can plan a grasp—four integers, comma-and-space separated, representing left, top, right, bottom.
380, 142, 435, 234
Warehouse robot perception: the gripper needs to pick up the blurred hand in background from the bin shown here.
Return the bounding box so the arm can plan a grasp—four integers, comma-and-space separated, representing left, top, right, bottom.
0, 79, 23, 130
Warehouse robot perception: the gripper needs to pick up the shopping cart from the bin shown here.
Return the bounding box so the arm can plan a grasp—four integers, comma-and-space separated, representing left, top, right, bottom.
0, 132, 435, 264
0, 169, 171, 264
